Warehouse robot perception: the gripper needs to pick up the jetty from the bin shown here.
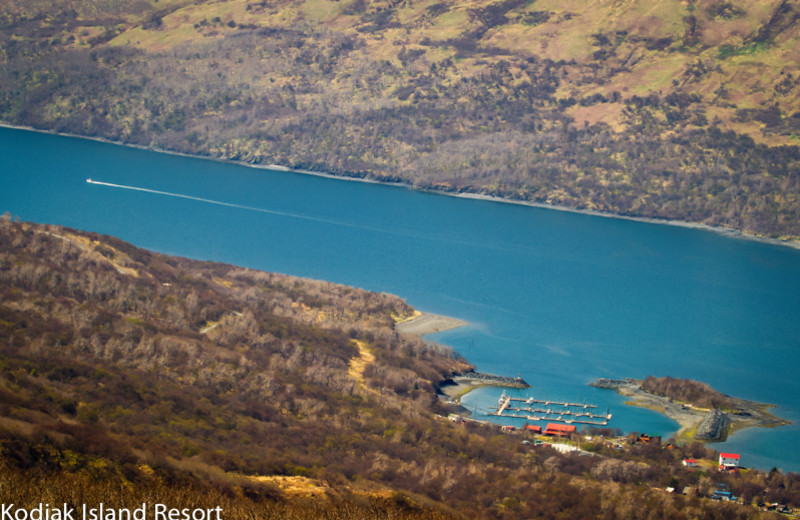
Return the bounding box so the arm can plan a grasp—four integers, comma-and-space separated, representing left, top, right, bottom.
449, 371, 530, 389
589, 378, 639, 390
488, 392, 612, 426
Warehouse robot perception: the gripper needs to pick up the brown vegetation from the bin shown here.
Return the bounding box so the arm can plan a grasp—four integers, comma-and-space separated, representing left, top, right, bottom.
641, 376, 736, 410
1, 217, 799, 518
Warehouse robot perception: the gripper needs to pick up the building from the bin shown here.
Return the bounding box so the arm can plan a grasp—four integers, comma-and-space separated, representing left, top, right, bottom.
682, 459, 698, 468
543, 423, 576, 436
719, 453, 740, 470
637, 433, 661, 444
712, 490, 735, 501
524, 424, 542, 434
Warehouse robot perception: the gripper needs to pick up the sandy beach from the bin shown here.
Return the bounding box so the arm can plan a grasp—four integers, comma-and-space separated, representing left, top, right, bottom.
395, 312, 467, 336
615, 384, 710, 439
393, 311, 531, 411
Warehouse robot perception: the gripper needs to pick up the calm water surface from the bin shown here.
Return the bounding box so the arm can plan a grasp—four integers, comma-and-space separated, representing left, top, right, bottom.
3, 126, 800, 471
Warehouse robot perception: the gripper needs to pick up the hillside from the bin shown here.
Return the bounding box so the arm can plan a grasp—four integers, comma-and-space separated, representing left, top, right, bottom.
1, 0, 799, 239
4, 217, 800, 517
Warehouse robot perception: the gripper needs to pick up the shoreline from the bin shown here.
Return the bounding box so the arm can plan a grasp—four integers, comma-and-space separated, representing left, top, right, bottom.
591, 379, 791, 442
2, 122, 798, 251
394, 312, 493, 412
392, 311, 530, 415
395, 311, 467, 336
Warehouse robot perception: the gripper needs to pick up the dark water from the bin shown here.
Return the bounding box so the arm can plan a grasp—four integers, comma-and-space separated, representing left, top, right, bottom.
3, 126, 800, 471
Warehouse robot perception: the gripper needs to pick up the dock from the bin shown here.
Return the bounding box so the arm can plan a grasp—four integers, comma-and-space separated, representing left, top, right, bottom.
488, 393, 612, 426
496, 395, 511, 415
509, 396, 597, 409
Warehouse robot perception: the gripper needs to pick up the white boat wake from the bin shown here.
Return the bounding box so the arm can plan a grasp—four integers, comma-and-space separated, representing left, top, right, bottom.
85, 178, 527, 249
85, 178, 387, 232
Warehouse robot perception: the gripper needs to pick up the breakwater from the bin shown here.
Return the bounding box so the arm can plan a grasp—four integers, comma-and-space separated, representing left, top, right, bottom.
454, 371, 530, 389
589, 378, 639, 390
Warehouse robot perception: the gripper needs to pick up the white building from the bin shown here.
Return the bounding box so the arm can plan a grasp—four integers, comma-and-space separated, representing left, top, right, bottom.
719, 453, 740, 470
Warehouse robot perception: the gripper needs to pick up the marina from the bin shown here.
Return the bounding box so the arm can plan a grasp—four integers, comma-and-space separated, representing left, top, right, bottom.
489, 392, 613, 426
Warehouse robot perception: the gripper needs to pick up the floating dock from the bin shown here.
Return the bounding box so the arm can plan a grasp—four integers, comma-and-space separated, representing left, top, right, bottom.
488, 393, 612, 426
511, 396, 597, 409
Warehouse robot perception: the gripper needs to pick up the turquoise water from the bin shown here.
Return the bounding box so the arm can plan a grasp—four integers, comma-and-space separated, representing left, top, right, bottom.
2, 126, 800, 471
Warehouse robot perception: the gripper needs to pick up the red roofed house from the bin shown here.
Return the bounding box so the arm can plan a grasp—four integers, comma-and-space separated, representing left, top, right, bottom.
719, 453, 740, 470
543, 423, 577, 436
682, 459, 698, 468
524, 424, 542, 434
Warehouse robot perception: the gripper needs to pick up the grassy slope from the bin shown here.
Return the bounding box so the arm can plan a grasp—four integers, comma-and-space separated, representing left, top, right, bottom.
95, 0, 799, 139
1, 0, 799, 238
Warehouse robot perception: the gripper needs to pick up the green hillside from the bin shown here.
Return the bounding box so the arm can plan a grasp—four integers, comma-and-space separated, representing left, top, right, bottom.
1, 0, 799, 238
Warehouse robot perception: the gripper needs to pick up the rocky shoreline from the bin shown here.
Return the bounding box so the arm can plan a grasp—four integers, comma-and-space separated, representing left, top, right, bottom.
590, 378, 790, 441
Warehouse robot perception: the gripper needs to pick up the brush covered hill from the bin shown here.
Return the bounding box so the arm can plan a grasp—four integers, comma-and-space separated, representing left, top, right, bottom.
1, 0, 800, 240
2, 217, 800, 518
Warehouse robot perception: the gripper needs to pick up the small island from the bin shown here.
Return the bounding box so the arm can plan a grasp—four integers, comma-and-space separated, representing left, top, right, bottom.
591, 376, 790, 442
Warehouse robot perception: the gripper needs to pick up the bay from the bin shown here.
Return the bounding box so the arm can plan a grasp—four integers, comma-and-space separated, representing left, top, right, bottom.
2, 125, 800, 471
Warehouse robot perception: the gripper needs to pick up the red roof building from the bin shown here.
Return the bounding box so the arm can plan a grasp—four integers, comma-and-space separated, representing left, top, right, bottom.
543, 423, 577, 436
524, 424, 542, 433
719, 453, 740, 469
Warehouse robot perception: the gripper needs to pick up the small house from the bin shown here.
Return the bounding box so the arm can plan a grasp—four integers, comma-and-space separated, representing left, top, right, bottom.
501, 425, 516, 432
524, 424, 542, 434
682, 459, 698, 468
719, 453, 740, 470
712, 490, 734, 501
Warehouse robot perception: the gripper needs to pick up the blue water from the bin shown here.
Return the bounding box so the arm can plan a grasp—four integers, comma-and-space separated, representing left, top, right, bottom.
2, 126, 800, 471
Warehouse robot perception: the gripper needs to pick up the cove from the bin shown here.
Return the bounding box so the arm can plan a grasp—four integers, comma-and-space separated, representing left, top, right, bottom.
2, 125, 800, 471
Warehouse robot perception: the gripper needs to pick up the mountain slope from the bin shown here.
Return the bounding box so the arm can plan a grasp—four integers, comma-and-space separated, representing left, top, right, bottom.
1, 1, 799, 236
